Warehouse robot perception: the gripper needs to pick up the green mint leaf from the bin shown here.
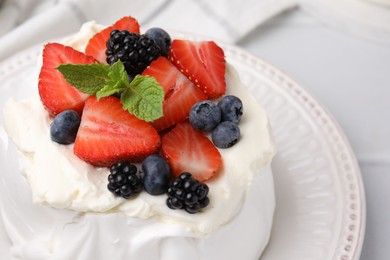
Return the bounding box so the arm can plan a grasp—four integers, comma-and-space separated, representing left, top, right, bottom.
96, 61, 129, 99
56, 63, 110, 94
120, 75, 165, 122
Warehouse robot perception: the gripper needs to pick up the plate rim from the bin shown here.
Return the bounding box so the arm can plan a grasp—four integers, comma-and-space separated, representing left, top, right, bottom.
219, 43, 366, 260
0, 37, 366, 260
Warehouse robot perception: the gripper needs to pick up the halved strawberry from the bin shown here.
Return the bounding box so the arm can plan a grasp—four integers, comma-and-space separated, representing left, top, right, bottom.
170, 40, 226, 99
74, 96, 161, 167
142, 57, 208, 131
38, 43, 97, 116
85, 16, 140, 63
161, 121, 222, 181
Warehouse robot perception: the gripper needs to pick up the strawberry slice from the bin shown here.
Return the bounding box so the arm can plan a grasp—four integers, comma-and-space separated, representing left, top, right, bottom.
170, 40, 226, 99
161, 121, 222, 181
142, 57, 208, 131
38, 43, 97, 116
85, 16, 140, 63
74, 96, 161, 167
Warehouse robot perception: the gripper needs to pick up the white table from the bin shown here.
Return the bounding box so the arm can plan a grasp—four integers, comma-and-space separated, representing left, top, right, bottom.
237, 8, 390, 260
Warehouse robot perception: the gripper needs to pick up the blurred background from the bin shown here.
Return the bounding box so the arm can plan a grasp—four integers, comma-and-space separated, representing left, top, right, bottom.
0, 0, 389, 259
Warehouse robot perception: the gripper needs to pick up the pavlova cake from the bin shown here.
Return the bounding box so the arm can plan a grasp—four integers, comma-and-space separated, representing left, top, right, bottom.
1, 16, 276, 259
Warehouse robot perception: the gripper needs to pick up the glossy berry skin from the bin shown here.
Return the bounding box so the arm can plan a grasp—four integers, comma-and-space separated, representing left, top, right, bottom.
145, 27, 171, 57
166, 172, 210, 214
107, 162, 142, 199
218, 95, 243, 124
212, 121, 240, 148
189, 100, 221, 131
142, 155, 171, 195
50, 110, 81, 144
106, 30, 160, 76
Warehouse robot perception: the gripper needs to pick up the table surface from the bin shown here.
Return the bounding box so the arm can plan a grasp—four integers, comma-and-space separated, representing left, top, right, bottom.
237, 8, 390, 260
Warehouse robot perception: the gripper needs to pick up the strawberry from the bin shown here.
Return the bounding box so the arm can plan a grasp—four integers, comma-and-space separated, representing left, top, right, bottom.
74, 96, 161, 167
170, 40, 226, 99
161, 121, 222, 181
85, 16, 140, 63
38, 43, 97, 116
142, 57, 208, 131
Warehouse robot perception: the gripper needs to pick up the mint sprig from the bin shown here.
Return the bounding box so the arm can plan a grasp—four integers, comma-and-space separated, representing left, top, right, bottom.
57, 61, 164, 122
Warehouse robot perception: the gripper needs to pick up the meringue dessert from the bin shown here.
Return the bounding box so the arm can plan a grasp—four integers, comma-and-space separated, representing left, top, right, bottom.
1, 16, 276, 260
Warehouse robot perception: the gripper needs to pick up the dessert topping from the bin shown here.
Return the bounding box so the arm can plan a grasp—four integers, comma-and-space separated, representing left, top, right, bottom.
106, 30, 160, 77
144, 27, 172, 58
50, 110, 81, 145
167, 172, 210, 214
38, 43, 96, 116
57, 61, 165, 122
142, 56, 207, 131
170, 39, 226, 98
73, 96, 161, 167
141, 154, 171, 195
218, 95, 243, 124
161, 121, 222, 182
189, 100, 222, 132
85, 16, 140, 63
107, 162, 142, 199
212, 121, 241, 148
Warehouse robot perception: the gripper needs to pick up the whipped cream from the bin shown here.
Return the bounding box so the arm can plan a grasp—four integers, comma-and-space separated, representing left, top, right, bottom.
1, 21, 276, 259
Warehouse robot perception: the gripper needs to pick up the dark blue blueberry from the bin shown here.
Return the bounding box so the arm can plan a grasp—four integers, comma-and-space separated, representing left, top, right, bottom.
142, 155, 171, 195
212, 121, 240, 148
218, 95, 243, 124
50, 110, 81, 144
189, 100, 221, 131
145, 27, 171, 57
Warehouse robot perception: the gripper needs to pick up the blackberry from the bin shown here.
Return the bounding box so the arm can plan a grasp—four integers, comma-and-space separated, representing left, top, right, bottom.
166, 172, 210, 214
107, 162, 142, 199
106, 30, 160, 77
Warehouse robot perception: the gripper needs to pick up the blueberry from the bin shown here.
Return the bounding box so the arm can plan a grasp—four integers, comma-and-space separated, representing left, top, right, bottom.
142, 155, 171, 195
189, 100, 221, 131
50, 110, 81, 144
212, 121, 240, 148
218, 95, 243, 124
145, 27, 171, 57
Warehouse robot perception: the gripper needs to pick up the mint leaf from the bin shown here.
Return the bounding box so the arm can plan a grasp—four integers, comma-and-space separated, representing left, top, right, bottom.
56, 63, 110, 94
57, 61, 165, 122
96, 61, 129, 99
121, 75, 165, 122
108, 60, 128, 83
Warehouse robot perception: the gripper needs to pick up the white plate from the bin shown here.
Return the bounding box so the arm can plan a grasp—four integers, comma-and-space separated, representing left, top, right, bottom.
0, 41, 365, 260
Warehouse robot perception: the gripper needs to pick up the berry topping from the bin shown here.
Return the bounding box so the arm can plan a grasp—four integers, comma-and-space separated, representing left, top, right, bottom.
189, 100, 221, 131
85, 16, 140, 63
212, 121, 240, 148
142, 57, 207, 131
161, 121, 222, 181
50, 110, 81, 144
141, 155, 171, 195
170, 39, 226, 98
166, 172, 210, 214
106, 30, 160, 77
74, 96, 161, 167
38, 43, 97, 116
107, 161, 142, 199
218, 95, 243, 124
145, 27, 171, 57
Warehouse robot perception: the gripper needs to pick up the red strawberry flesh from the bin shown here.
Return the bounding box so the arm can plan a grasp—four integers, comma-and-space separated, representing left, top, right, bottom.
38, 43, 97, 116
142, 57, 208, 131
170, 40, 226, 98
74, 96, 161, 167
161, 121, 222, 181
85, 16, 140, 63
